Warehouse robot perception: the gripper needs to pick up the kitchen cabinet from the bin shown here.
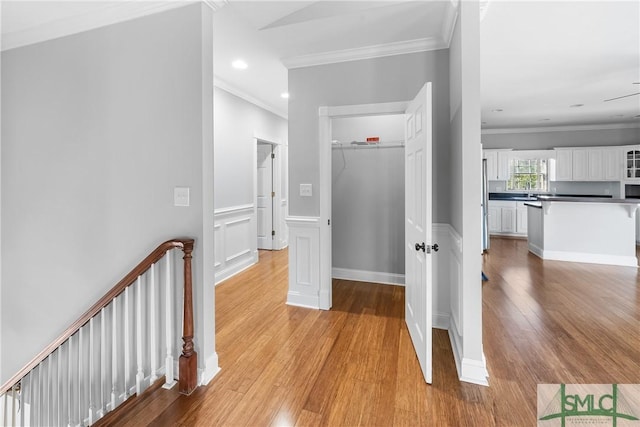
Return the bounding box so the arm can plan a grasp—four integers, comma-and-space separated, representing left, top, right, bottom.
516, 202, 528, 234
501, 207, 516, 233
483, 149, 511, 180
603, 147, 621, 181
488, 200, 526, 236
625, 146, 640, 179
497, 151, 510, 180
554, 149, 573, 181
484, 150, 498, 181
554, 146, 623, 182
572, 149, 589, 180
488, 206, 501, 233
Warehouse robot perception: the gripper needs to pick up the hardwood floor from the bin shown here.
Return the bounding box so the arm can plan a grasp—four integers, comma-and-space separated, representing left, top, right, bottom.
103, 239, 640, 426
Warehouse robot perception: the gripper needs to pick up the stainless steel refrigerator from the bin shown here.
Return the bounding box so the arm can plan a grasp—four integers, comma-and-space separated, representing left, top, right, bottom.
481, 158, 490, 252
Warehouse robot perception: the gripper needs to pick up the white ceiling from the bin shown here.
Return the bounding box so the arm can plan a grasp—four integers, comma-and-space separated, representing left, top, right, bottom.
2, 1, 639, 129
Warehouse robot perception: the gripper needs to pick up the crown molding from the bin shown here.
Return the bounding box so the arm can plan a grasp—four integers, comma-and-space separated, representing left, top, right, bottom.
442, 0, 459, 47
213, 76, 288, 120
1, 1, 195, 52
282, 37, 447, 70
481, 122, 640, 135
202, 0, 229, 12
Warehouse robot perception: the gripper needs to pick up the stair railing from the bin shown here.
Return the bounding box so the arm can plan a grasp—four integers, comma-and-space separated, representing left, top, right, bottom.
0, 238, 198, 426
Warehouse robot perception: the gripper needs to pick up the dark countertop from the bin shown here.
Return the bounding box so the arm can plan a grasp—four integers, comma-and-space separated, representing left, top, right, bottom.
524, 202, 542, 209
536, 195, 640, 204
489, 192, 616, 202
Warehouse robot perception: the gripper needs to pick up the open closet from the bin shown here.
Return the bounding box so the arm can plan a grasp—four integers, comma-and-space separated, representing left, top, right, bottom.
331, 114, 405, 284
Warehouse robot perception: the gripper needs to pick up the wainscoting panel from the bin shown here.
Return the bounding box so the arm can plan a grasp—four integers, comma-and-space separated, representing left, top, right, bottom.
449, 226, 463, 335
214, 204, 258, 285
286, 217, 320, 308
432, 223, 452, 330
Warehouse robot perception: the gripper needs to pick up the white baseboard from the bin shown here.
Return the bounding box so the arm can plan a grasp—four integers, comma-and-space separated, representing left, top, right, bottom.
331, 267, 405, 286
448, 317, 488, 386
433, 312, 450, 330
528, 242, 544, 258
199, 352, 221, 386
286, 291, 320, 309
215, 251, 258, 285
537, 249, 638, 267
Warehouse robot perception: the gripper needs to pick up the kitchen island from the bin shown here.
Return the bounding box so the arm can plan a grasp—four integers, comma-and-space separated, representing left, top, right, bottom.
526, 196, 640, 267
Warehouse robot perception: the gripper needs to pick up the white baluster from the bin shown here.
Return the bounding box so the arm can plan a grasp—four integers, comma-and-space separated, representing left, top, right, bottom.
111, 297, 118, 409
57, 347, 62, 426
20, 375, 27, 427
150, 263, 158, 383
3, 388, 7, 427
68, 335, 73, 427
78, 328, 83, 426
163, 251, 176, 389
47, 355, 52, 426
136, 276, 144, 394
28, 372, 34, 427
11, 389, 20, 426
100, 307, 106, 418
88, 318, 94, 424
124, 286, 131, 399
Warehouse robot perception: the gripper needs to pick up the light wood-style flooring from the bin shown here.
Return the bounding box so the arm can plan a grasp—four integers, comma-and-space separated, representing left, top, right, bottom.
101, 238, 640, 426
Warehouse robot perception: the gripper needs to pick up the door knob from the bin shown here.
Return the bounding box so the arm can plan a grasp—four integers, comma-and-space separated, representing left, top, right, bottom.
415, 242, 425, 252
432, 243, 439, 252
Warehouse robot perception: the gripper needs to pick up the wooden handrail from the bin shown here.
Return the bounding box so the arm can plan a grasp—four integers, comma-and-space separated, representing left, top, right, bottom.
0, 238, 196, 395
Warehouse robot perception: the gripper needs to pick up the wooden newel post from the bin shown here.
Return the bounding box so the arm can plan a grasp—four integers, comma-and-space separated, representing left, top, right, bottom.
179, 240, 198, 395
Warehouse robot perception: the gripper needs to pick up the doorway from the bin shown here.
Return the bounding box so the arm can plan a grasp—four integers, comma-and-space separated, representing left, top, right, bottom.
318, 83, 435, 384
257, 141, 274, 250
330, 114, 406, 285
254, 138, 288, 252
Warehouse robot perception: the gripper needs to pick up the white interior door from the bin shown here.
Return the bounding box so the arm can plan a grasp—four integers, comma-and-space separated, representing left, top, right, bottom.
257, 143, 274, 250
404, 82, 433, 384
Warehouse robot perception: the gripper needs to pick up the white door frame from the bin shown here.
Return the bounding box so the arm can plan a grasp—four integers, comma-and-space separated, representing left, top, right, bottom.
254, 136, 287, 251
318, 101, 409, 310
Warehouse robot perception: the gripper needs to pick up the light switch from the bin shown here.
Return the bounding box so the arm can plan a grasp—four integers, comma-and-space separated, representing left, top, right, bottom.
174, 187, 190, 206
300, 184, 312, 197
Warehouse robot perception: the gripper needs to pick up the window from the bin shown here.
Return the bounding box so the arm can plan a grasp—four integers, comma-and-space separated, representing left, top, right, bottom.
507, 158, 548, 191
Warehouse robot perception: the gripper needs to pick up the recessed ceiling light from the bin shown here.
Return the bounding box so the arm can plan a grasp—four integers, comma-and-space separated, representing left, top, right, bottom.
232, 59, 248, 70
491, 109, 503, 112
538, 118, 551, 121
569, 104, 584, 108
482, 121, 487, 125
280, 92, 290, 99
611, 114, 624, 118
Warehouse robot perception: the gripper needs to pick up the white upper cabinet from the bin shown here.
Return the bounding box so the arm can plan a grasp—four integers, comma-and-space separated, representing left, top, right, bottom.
572, 148, 589, 180
555, 149, 573, 181
483, 149, 511, 181
603, 147, 621, 181
587, 148, 604, 181
624, 146, 640, 180
497, 151, 510, 181
554, 146, 624, 182
484, 150, 498, 180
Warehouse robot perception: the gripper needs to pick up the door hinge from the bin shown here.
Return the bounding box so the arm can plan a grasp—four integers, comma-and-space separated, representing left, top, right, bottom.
328, 219, 331, 226
271, 153, 275, 159
271, 230, 276, 237
271, 191, 275, 197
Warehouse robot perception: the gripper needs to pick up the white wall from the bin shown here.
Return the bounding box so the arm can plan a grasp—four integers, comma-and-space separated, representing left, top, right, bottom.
482, 126, 640, 150
331, 115, 405, 282
448, 1, 487, 385
213, 87, 288, 284
0, 4, 217, 384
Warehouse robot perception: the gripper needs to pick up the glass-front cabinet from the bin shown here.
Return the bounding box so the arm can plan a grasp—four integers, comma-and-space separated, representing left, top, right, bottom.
626, 147, 640, 179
